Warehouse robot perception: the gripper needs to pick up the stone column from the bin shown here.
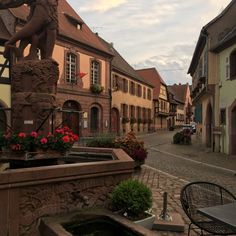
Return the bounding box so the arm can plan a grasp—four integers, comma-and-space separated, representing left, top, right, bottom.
11, 59, 59, 134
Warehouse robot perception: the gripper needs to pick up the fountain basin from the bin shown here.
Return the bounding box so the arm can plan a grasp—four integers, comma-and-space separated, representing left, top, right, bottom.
39, 209, 157, 236
0, 147, 134, 236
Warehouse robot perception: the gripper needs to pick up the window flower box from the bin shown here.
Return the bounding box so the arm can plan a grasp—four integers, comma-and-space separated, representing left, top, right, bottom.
90, 83, 104, 94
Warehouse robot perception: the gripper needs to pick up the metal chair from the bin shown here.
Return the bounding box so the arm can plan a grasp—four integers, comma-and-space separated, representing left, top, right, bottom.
180, 181, 236, 235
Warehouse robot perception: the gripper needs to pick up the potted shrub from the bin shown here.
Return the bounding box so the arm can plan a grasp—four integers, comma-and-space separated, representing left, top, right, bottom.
111, 179, 155, 229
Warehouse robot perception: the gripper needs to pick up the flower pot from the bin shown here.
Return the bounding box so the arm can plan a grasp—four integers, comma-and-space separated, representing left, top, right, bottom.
134, 212, 156, 229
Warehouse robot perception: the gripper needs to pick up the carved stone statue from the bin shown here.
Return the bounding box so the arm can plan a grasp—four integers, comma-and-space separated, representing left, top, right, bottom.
0, 0, 58, 60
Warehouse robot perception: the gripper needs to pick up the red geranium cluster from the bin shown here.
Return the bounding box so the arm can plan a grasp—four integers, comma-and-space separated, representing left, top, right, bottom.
0, 126, 79, 153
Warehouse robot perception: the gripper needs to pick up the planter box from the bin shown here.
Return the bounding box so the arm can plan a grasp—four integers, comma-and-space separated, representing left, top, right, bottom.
134, 212, 156, 230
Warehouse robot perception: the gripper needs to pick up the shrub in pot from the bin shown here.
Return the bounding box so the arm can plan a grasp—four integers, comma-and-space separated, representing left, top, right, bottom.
111, 179, 154, 229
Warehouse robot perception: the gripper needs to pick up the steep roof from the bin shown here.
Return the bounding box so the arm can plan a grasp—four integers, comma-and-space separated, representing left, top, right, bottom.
9, 0, 112, 56
98, 37, 153, 87
167, 84, 188, 104
167, 89, 179, 105
211, 26, 236, 52
136, 68, 166, 100
188, 0, 236, 75
0, 17, 11, 40
204, 0, 235, 29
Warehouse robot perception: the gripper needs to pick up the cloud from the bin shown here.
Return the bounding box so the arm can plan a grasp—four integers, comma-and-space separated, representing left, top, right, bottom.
132, 43, 195, 85
79, 0, 127, 13
68, 0, 232, 85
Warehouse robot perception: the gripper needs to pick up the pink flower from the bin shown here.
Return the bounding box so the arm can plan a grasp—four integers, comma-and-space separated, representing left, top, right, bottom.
55, 128, 64, 134
18, 132, 26, 138
63, 126, 71, 132
47, 132, 53, 137
72, 134, 79, 142
40, 138, 48, 144
30, 131, 38, 138
62, 135, 70, 143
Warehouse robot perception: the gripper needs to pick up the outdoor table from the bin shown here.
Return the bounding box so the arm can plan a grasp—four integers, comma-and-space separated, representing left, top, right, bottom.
198, 202, 236, 231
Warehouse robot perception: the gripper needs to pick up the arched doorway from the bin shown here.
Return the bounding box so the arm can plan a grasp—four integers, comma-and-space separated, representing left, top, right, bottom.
206, 103, 213, 148
0, 105, 6, 133
230, 106, 236, 155
62, 101, 81, 136
111, 108, 119, 134
90, 106, 99, 133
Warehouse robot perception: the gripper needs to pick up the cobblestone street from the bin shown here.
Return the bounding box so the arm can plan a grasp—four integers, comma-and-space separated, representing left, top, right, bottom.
133, 131, 236, 235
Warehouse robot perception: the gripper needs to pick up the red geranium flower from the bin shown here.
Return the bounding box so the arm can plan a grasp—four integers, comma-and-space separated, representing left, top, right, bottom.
62, 135, 70, 143
40, 138, 48, 144
18, 132, 26, 138
30, 131, 38, 138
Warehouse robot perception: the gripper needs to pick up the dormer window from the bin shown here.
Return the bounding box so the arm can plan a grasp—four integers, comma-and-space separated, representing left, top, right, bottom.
77, 23, 82, 30
64, 13, 84, 30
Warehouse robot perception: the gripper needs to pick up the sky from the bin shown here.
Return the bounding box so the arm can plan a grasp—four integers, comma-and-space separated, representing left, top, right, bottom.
67, 0, 232, 85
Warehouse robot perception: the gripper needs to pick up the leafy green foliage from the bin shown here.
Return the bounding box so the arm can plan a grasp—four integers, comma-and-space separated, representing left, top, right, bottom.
111, 179, 152, 219
86, 134, 116, 148
173, 130, 191, 145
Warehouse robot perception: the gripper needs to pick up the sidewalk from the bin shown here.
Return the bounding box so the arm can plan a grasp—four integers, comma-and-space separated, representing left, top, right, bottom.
133, 165, 194, 236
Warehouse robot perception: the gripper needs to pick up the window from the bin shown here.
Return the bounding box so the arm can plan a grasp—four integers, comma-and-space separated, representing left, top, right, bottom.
220, 108, 226, 125
130, 105, 135, 118
230, 50, 236, 79
147, 89, 151, 100
137, 85, 142, 97
91, 60, 100, 84
0, 45, 10, 83
142, 108, 146, 121
226, 57, 230, 79
143, 87, 146, 99
130, 81, 135, 95
198, 58, 203, 78
154, 101, 159, 114
112, 74, 118, 89
90, 107, 99, 132
203, 50, 207, 76
65, 52, 77, 84
121, 104, 128, 117
137, 106, 141, 119
122, 78, 128, 92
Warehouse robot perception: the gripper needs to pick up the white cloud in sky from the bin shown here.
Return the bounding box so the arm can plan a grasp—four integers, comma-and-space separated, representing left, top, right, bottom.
68, 0, 232, 85
79, 0, 127, 12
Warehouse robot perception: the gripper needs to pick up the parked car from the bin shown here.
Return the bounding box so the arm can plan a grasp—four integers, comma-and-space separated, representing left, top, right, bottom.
182, 124, 194, 134
190, 122, 197, 133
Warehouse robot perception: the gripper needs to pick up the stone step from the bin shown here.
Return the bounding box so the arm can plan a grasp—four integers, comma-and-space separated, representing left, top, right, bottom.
152, 212, 185, 232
